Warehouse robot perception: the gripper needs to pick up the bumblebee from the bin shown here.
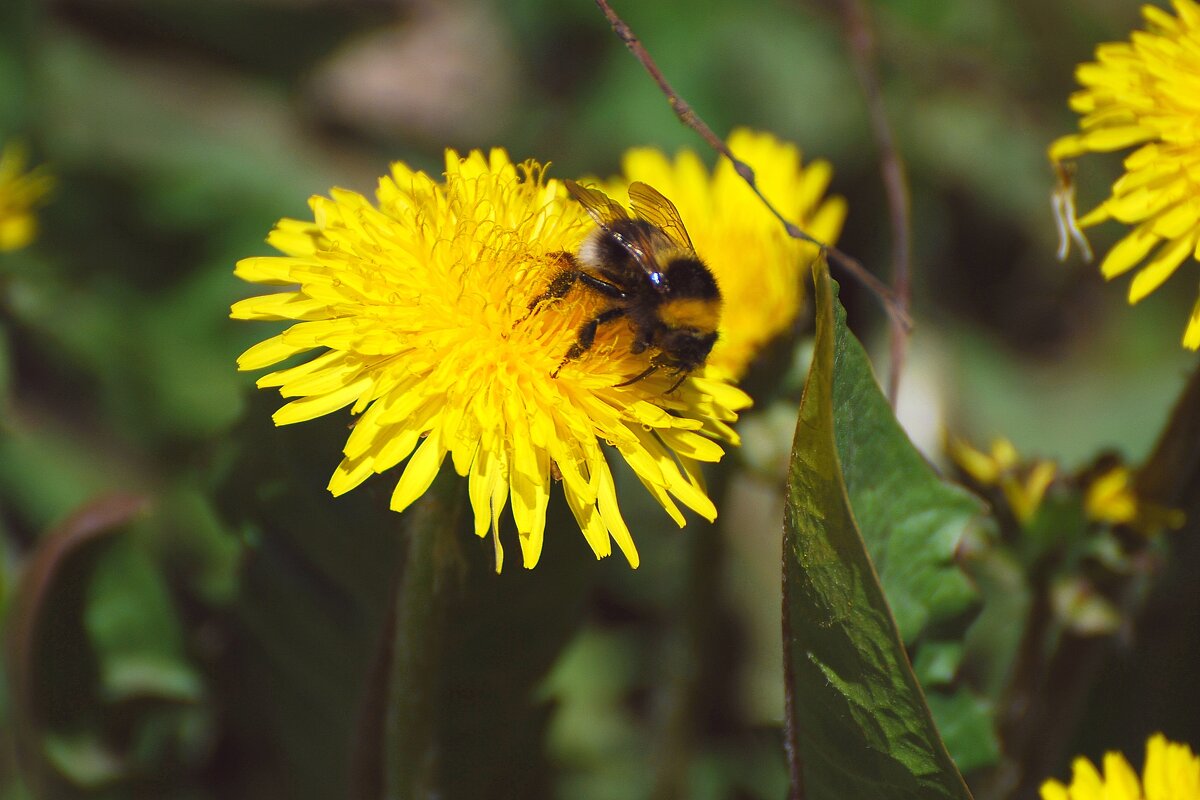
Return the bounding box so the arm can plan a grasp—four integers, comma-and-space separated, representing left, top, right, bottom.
530, 179, 721, 391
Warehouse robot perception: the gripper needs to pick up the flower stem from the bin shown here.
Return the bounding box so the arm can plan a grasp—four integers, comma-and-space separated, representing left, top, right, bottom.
650, 469, 734, 800
382, 466, 466, 800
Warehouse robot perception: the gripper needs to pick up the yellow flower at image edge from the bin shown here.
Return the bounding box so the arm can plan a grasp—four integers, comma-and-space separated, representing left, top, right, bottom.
605, 128, 847, 379
0, 142, 53, 252
1041, 734, 1200, 800
1048, 0, 1200, 348
231, 148, 751, 571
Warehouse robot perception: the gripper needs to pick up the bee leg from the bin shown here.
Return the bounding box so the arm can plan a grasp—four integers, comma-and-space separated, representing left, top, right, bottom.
665, 370, 690, 393
553, 306, 627, 377
576, 273, 628, 300
614, 363, 660, 387
522, 258, 625, 323
525, 256, 580, 314
628, 331, 654, 355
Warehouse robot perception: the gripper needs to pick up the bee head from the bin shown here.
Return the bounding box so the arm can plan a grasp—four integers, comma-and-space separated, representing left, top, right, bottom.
658, 327, 719, 373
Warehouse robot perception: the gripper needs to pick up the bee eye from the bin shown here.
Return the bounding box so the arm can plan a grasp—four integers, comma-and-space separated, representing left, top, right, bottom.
649, 272, 666, 288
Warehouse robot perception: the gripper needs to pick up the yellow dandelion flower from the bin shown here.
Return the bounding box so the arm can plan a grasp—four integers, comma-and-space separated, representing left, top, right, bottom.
1048, 1, 1200, 348
948, 436, 1057, 524
1084, 464, 1186, 533
231, 148, 750, 571
1084, 465, 1139, 525
601, 128, 846, 379
0, 141, 53, 252
1041, 733, 1200, 800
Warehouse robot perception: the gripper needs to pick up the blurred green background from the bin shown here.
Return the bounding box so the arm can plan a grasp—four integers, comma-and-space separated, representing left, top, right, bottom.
1, 0, 1197, 798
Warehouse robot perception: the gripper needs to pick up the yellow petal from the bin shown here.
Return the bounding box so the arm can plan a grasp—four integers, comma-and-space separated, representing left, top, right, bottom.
1070, 756, 1104, 794
237, 334, 312, 371
468, 446, 498, 539
596, 461, 639, 568
1081, 125, 1158, 152
1100, 223, 1159, 278
389, 431, 446, 514
374, 427, 425, 474
1102, 751, 1141, 800
796, 159, 834, 214
1128, 234, 1195, 302
235, 256, 308, 284
258, 350, 343, 389
277, 357, 366, 398
0, 214, 35, 251
510, 465, 549, 568
328, 454, 375, 496
266, 218, 323, 256
1037, 780, 1069, 800
272, 376, 372, 425
1152, 195, 1200, 239
1183, 295, 1200, 350
230, 292, 329, 321
655, 428, 725, 462
489, 457, 509, 571
562, 466, 612, 559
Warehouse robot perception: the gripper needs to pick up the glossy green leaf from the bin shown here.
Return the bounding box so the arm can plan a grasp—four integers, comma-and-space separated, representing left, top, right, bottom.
832, 324, 981, 647
782, 260, 973, 800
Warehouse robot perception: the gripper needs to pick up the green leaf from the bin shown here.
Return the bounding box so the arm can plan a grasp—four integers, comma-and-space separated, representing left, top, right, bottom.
781, 260, 974, 800
831, 315, 982, 646
924, 691, 1000, 774
912, 642, 964, 687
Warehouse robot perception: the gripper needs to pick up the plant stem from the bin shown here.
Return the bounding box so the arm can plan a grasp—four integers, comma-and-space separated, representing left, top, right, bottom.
836, 0, 914, 407
382, 467, 466, 800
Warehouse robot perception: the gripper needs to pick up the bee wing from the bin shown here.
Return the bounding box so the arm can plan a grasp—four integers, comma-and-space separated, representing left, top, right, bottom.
628, 181, 695, 252
565, 179, 631, 229
565, 179, 661, 280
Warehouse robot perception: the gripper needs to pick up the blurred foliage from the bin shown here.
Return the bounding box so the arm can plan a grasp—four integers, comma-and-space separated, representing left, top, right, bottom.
1, 0, 1198, 798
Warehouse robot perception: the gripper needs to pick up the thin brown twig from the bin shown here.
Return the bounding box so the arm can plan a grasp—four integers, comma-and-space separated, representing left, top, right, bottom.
591, 0, 912, 334
837, 0, 913, 407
